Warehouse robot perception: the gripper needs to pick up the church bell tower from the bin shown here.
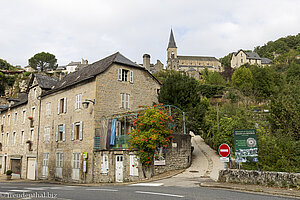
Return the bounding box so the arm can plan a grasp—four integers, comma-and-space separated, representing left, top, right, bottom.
167, 29, 179, 70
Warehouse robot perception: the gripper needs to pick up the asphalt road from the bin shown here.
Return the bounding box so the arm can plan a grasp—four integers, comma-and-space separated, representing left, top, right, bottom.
0, 182, 297, 200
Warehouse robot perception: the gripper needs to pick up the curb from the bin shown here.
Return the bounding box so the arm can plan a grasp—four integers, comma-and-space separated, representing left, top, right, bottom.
199, 182, 300, 199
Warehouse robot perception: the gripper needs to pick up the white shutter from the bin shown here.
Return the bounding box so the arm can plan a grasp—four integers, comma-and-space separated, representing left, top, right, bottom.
62, 124, 66, 141
44, 127, 47, 142
71, 123, 74, 141
126, 94, 129, 109
57, 100, 60, 114
79, 121, 83, 140
118, 68, 122, 80
55, 125, 58, 142
121, 93, 124, 108
63, 98, 67, 113
130, 71, 133, 83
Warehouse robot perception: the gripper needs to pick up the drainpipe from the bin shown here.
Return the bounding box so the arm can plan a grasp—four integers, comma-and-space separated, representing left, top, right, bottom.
35, 95, 42, 180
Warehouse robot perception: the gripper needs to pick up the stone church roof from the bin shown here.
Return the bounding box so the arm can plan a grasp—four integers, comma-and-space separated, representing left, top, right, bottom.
177, 55, 219, 62
168, 29, 177, 48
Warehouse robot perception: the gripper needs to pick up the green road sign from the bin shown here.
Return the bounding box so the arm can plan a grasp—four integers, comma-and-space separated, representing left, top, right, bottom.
234, 129, 258, 163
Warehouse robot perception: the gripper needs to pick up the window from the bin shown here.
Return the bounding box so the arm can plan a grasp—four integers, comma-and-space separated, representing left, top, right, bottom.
21, 131, 24, 144
14, 112, 17, 124
44, 127, 50, 142
46, 103, 51, 116
72, 122, 83, 140
101, 154, 109, 174
56, 124, 65, 142
118, 68, 133, 83
73, 153, 80, 169
13, 132, 16, 145
30, 129, 34, 141
32, 107, 36, 118
121, 93, 130, 109
2, 115, 5, 126
56, 152, 63, 168
22, 110, 26, 123
241, 59, 243, 64
57, 98, 67, 114
7, 114, 10, 125
6, 133, 9, 146
33, 88, 37, 98
75, 94, 82, 110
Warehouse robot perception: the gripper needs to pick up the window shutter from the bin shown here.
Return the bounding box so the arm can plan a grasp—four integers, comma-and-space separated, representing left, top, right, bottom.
57, 100, 60, 115
71, 123, 74, 141
130, 71, 133, 83
62, 124, 66, 141
121, 93, 124, 108
126, 94, 129, 109
55, 125, 58, 142
79, 121, 83, 140
118, 69, 122, 80
63, 98, 67, 113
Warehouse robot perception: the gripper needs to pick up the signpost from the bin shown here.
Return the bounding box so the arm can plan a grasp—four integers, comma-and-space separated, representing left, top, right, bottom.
218, 143, 230, 169
234, 129, 258, 163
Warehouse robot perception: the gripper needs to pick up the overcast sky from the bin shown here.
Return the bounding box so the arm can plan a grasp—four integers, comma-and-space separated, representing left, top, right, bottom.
0, 0, 299, 67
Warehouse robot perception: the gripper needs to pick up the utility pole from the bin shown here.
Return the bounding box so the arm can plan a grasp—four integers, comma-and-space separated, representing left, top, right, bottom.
217, 102, 219, 132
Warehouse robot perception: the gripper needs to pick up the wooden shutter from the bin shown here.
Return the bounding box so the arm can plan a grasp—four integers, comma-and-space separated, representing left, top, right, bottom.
79, 121, 83, 140
55, 125, 58, 142
130, 71, 133, 83
118, 68, 122, 80
62, 124, 66, 141
63, 98, 67, 113
57, 100, 60, 114
125, 94, 129, 109
71, 123, 74, 141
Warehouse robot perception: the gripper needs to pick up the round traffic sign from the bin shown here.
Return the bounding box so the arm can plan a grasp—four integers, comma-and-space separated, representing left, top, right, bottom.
218, 143, 230, 157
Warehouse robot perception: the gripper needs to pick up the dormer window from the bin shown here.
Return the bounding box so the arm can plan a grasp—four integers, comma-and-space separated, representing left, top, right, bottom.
118, 68, 133, 83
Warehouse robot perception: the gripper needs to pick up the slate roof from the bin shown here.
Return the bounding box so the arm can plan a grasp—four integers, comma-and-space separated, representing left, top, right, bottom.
168, 29, 177, 48
178, 55, 219, 62
35, 74, 58, 90
179, 65, 217, 69
0, 93, 28, 112
261, 57, 272, 64
245, 51, 261, 60
43, 52, 159, 96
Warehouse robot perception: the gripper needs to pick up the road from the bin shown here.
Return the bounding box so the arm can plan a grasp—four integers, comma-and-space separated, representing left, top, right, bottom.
0, 182, 297, 200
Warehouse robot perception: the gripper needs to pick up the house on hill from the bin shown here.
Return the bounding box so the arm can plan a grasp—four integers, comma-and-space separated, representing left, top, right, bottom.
231, 50, 272, 68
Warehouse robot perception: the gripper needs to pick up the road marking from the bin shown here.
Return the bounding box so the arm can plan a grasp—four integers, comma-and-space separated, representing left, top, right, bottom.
135, 191, 184, 198
130, 183, 164, 187
86, 188, 118, 192
48, 187, 75, 190
1, 186, 18, 188
8, 189, 32, 193
24, 187, 47, 190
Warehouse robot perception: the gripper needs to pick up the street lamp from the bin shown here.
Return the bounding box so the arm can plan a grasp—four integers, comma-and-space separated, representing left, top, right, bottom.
82, 99, 95, 109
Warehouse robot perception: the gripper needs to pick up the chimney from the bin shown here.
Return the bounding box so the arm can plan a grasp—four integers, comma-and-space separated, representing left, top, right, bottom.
143, 54, 151, 71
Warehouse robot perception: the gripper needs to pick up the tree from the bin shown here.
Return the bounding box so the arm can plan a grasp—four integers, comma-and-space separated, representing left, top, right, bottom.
28, 52, 57, 71
231, 67, 253, 97
286, 63, 300, 84
219, 53, 233, 68
0, 59, 13, 70
158, 71, 209, 134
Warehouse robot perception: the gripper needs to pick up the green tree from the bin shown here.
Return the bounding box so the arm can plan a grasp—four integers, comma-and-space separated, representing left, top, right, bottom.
231, 67, 253, 97
28, 52, 57, 71
219, 53, 233, 68
286, 63, 300, 84
158, 71, 209, 134
0, 59, 13, 70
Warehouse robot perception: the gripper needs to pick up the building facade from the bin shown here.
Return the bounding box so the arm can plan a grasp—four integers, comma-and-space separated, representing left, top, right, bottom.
166, 29, 222, 73
231, 49, 272, 68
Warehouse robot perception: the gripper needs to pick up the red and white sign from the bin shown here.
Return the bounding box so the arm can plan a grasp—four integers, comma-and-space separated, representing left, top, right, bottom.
218, 143, 230, 157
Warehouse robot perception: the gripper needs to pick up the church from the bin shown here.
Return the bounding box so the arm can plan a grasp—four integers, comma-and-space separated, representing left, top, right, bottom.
166, 29, 222, 74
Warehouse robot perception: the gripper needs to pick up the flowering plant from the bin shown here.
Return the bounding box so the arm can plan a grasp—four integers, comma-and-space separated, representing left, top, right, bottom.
129, 104, 174, 168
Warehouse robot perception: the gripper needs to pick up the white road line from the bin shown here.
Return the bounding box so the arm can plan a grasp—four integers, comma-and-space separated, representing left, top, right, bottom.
130, 183, 164, 187
135, 191, 184, 198
24, 187, 46, 190
1, 186, 18, 188
86, 188, 118, 192
8, 189, 32, 193
48, 187, 75, 190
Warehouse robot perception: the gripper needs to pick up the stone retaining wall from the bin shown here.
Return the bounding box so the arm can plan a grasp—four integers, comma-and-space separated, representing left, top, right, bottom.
219, 169, 300, 188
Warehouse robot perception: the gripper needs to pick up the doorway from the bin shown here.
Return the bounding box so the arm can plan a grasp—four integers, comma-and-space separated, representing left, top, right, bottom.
115, 155, 123, 182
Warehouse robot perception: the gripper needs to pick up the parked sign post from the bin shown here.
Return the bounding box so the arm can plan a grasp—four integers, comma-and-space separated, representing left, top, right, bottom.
234, 129, 258, 163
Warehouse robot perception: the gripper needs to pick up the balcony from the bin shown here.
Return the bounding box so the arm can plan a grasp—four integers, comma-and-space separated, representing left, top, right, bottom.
112, 135, 130, 149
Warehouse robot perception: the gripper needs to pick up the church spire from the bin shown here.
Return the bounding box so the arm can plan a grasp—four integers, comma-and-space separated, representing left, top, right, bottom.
168, 29, 177, 48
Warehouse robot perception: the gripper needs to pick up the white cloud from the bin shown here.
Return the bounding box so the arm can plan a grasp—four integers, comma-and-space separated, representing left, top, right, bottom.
0, 0, 299, 67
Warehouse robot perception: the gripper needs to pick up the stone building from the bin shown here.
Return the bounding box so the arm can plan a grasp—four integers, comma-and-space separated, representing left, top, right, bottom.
0, 74, 58, 179
141, 54, 164, 74
231, 49, 272, 68
0, 52, 191, 183
166, 29, 222, 74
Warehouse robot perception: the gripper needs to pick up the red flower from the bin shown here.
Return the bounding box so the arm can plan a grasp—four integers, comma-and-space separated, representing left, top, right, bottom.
148, 157, 150, 159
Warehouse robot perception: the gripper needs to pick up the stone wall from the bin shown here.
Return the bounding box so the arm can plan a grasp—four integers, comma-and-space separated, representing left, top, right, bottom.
154, 133, 191, 175
219, 169, 300, 187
